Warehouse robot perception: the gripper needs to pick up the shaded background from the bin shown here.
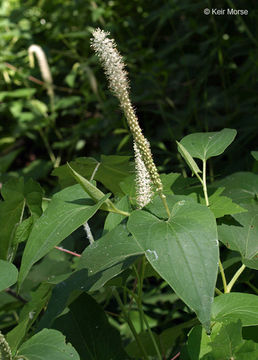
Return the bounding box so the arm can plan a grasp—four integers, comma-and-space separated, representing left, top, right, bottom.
1, 0, 258, 184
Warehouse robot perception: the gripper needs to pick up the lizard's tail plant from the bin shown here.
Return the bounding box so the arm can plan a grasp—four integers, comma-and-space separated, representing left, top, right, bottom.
91, 28, 170, 216
28, 44, 54, 111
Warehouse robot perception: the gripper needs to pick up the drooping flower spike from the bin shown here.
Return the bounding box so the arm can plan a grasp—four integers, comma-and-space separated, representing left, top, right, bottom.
91, 29, 165, 208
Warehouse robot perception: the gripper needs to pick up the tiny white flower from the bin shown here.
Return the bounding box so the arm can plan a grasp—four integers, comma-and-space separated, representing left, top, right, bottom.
134, 141, 153, 208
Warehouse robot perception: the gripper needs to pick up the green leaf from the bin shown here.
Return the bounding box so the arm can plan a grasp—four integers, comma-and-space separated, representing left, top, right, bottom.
180, 128, 237, 161
0, 88, 36, 101
187, 321, 258, 360
177, 141, 202, 176
218, 204, 258, 269
201, 188, 246, 218
18, 184, 110, 287
214, 172, 258, 204
0, 178, 43, 259
7, 283, 53, 354
0, 260, 18, 291
127, 195, 219, 331
211, 293, 258, 326
37, 225, 142, 330
13, 216, 34, 245
251, 151, 258, 161
67, 163, 118, 212
7, 318, 29, 355
16, 329, 79, 360
104, 196, 131, 232
0, 148, 22, 173
52, 155, 132, 195
53, 293, 130, 360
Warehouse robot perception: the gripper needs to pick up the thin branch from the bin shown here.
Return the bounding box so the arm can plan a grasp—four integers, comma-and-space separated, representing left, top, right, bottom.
55, 246, 81, 257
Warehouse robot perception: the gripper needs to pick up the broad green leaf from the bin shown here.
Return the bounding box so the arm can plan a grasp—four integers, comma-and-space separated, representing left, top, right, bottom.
215, 172, 258, 204
177, 141, 202, 176
37, 225, 142, 329
211, 293, 258, 326
53, 293, 130, 360
0, 178, 43, 259
18, 185, 110, 287
127, 195, 219, 331
187, 321, 258, 360
52, 155, 132, 195
218, 204, 258, 269
0, 260, 18, 291
16, 329, 79, 360
180, 128, 237, 161
201, 187, 246, 218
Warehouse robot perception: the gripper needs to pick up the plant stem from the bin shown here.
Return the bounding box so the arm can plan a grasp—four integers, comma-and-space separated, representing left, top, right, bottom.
219, 259, 228, 293
142, 312, 162, 360
202, 160, 209, 206
246, 281, 258, 294
215, 287, 223, 295
113, 289, 149, 360
226, 264, 246, 293
38, 128, 56, 165
160, 194, 171, 218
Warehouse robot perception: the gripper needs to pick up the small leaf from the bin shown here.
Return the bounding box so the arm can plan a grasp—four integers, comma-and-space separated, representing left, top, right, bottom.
177, 141, 202, 176
180, 128, 237, 161
0, 260, 18, 291
16, 329, 79, 360
53, 293, 130, 360
211, 293, 258, 326
201, 187, 247, 218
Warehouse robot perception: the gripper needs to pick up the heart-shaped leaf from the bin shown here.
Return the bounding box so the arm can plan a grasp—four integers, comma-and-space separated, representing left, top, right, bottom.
180, 128, 237, 161
127, 196, 219, 331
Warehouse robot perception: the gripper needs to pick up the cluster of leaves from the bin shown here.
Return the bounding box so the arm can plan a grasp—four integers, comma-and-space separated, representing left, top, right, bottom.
0, 127, 257, 359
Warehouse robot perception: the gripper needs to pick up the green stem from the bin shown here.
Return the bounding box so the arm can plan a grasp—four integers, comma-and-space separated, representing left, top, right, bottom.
113, 289, 149, 360
202, 160, 209, 206
219, 260, 228, 293
226, 264, 246, 293
215, 287, 223, 295
246, 281, 258, 294
160, 194, 171, 218
38, 128, 56, 165
110, 208, 130, 217
142, 312, 162, 360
